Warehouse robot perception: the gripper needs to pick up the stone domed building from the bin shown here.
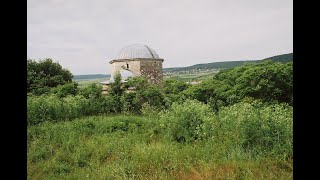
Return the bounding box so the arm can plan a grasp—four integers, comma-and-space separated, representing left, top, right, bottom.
101, 44, 164, 94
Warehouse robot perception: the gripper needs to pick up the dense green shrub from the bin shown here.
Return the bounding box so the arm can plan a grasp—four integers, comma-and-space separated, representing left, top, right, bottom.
136, 85, 166, 109
27, 58, 73, 95
181, 61, 293, 111
78, 83, 103, 99
27, 93, 120, 125
233, 61, 293, 104
27, 57, 293, 179
125, 76, 149, 91
163, 79, 189, 94
181, 80, 217, 103
97, 116, 146, 133
50, 82, 79, 98
27, 94, 89, 125
120, 92, 139, 113
160, 99, 215, 143
122, 77, 167, 113
216, 100, 292, 159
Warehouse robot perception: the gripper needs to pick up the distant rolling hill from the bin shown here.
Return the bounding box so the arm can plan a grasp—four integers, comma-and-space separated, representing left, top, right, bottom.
73, 74, 111, 81
74, 53, 293, 80
163, 53, 293, 73
261, 53, 293, 63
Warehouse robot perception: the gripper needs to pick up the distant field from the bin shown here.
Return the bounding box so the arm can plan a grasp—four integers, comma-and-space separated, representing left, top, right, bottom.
75, 78, 109, 88
75, 70, 219, 88
164, 70, 219, 82
73, 74, 110, 81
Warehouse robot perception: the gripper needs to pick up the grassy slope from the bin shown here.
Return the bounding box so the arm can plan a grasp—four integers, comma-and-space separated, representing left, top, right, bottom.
28, 115, 292, 179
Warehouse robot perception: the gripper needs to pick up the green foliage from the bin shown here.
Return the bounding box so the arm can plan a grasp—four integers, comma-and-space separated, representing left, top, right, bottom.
78, 83, 103, 99
216, 100, 292, 160
27, 94, 89, 125
181, 61, 293, 111
27, 55, 293, 179
120, 92, 139, 113
27, 58, 73, 95
107, 73, 124, 113
233, 61, 293, 104
122, 77, 166, 114
161, 100, 215, 143
108, 72, 124, 96
28, 106, 293, 179
137, 85, 166, 109
50, 82, 79, 98
181, 80, 217, 103
163, 79, 189, 94
140, 102, 161, 117
125, 76, 149, 90
27, 92, 117, 126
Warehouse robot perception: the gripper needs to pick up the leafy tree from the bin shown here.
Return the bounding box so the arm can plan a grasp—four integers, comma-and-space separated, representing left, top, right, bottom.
163, 79, 189, 94
232, 61, 293, 104
121, 92, 139, 113
123, 76, 166, 113
78, 83, 102, 99
136, 85, 166, 109
108, 73, 124, 113
125, 76, 149, 91
50, 82, 79, 98
108, 72, 124, 96
27, 58, 73, 95
181, 60, 293, 110
181, 79, 217, 103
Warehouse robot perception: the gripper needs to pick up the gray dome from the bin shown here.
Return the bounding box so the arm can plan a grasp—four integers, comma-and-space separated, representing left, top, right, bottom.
116, 44, 160, 59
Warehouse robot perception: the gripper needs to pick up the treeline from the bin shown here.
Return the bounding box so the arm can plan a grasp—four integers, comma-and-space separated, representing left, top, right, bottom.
27, 59, 292, 126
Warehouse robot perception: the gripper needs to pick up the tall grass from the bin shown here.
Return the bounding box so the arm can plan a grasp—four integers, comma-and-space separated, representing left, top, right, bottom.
28, 100, 292, 179
27, 94, 117, 125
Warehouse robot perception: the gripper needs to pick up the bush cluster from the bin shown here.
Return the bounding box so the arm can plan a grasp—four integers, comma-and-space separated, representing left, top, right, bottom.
28, 60, 293, 130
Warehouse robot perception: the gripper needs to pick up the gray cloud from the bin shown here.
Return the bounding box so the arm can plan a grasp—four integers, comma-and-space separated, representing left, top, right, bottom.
27, 0, 293, 75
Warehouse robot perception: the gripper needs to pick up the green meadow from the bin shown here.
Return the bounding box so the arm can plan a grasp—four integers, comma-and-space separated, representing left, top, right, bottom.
28, 59, 293, 179
28, 100, 292, 179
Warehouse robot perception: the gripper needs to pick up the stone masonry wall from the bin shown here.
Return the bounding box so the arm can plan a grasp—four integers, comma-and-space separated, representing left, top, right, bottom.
110, 58, 164, 84
140, 60, 163, 84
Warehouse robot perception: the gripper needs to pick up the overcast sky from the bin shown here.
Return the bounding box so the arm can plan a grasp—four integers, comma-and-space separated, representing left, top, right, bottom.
27, 0, 292, 75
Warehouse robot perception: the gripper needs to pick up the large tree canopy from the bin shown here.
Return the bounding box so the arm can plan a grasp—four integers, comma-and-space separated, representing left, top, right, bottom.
182, 60, 293, 107
27, 58, 73, 95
